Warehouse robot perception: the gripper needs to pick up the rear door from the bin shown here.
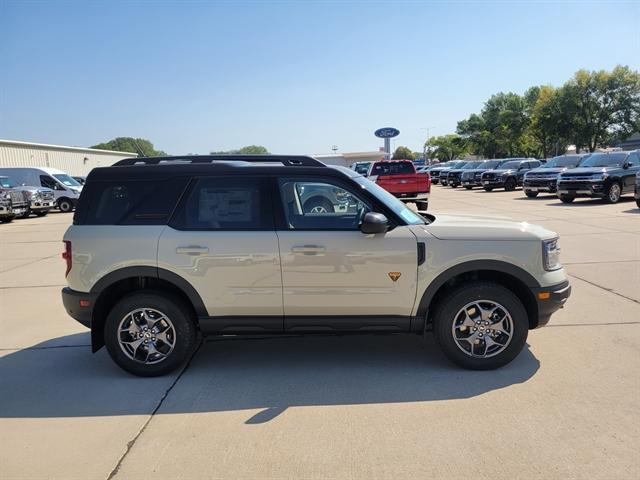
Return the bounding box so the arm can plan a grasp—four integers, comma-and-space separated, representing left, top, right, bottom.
158, 176, 283, 332
623, 153, 640, 192
275, 176, 418, 331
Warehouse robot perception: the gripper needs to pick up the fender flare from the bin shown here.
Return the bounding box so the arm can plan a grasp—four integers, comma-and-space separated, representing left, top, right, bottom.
90, 266, 207, 316
415, 259, 540, 319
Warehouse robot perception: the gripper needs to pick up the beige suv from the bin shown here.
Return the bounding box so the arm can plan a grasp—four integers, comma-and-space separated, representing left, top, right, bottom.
61, 155, 570, 376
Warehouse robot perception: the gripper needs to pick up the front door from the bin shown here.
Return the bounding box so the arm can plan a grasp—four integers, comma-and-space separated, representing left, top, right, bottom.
275, 177, 418, 332
157, 176, 283, 333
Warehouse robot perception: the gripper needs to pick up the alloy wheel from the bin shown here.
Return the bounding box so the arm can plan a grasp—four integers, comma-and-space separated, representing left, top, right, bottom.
451, 300, 514, 358
117, 308, 176, 364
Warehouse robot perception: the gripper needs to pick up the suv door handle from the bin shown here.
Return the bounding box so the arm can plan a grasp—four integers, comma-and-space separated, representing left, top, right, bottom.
291, 245, 326, 255
176, 246, 209, 255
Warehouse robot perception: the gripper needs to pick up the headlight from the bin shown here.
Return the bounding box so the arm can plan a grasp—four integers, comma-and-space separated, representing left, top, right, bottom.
542, 238, 562, 271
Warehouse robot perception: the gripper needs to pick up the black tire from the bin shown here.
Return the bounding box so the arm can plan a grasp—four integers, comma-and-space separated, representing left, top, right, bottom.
483, 186, 493, 192
303, 197, 334, 214
58, 198, 74, 213
35, 210, 49, 217
602, 182, 622, 204
636, 198, 640, 209
18, 208, 31, 219
559, 195, 575, 204
415, 200, 429, 211
451, 183, 458, 188
464, 186, 473, 190
432, 281, 529, 370
104, 291, 198, 377
524, 191, 539, 198
504, 177, 517, 192
1, 217, 14, 223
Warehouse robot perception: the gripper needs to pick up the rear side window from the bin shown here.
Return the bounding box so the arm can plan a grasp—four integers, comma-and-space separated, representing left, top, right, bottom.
80, 178, 189, 225
371, 162, 414, 176
171, 177, 273, 231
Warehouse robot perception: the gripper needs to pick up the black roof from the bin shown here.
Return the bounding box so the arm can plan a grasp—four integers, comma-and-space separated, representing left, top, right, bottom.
91, 155, 350, 182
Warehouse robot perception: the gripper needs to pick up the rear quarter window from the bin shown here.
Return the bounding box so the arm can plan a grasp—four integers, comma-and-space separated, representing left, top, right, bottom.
77, 178, 189, 225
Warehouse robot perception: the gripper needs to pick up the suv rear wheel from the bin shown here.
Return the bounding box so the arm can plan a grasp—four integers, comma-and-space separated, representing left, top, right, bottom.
104, 291, 198, 376
432, 281, 528, 370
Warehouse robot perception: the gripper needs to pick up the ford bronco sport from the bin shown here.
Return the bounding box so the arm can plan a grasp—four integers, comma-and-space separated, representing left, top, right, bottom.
61, 155, 570, 376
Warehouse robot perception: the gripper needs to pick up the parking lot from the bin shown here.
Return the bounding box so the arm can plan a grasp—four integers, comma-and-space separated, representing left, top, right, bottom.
1, 187, 639, 480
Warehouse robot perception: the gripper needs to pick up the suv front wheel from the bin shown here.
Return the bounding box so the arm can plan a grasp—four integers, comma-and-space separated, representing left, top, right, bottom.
104, 291, 198, 376
432, 281, 528, 370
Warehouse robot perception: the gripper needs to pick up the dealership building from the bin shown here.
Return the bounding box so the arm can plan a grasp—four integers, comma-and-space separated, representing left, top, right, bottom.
0, 139, 136, 176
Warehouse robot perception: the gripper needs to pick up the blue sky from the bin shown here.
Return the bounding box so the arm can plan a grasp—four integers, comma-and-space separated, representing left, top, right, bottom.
1, 0, 638, 155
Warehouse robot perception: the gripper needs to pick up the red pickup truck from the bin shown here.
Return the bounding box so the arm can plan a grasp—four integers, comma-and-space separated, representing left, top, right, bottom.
366, 160, 431, 210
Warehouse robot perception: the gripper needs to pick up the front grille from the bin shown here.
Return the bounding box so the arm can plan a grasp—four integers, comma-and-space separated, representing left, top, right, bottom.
483, 173, 496, 180
527, 173, 558, 180
474, 172, 482, 180
10, 191, 24, 203
559, 175, 596, 182
40, 190, 54, 200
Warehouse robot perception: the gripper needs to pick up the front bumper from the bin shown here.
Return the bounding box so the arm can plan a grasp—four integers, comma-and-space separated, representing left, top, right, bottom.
30, 199, 54, 210
461, 178, 480, 187
556, 181, 606, 198
524, 179, 558, 193
532, 280, 571, 328
61, 287, 98, 328
481, 178, 506, 188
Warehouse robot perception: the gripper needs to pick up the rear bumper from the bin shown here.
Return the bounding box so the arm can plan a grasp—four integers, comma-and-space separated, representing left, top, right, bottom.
394, 192, 430, 201
531, 280, 571, 328
61, 287, 97, 328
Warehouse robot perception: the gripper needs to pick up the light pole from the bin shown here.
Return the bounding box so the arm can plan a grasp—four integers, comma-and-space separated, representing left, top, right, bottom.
421, 126, 436, 165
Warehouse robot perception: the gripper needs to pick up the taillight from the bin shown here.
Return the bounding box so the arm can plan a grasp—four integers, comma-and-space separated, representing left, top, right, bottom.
62, 240, 72, 277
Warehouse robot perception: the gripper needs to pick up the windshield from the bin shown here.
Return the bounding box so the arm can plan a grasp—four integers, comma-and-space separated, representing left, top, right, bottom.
543, 156, 584, 168
477, 160, 501, 169
579, 152, 627, 167
53, 174, 81, 187
353, 176, 425, 225
0, 177, 17, 188
461, 161, 481, 169
499, 160, 522, 170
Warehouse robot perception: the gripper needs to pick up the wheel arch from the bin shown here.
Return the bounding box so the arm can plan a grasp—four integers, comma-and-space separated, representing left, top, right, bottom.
415, 260, 540, 332
89, 267, 206, 352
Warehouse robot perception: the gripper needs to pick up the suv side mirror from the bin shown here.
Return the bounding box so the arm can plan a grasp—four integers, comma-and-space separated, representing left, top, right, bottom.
623, 162, 630, 169
360, 212, 388, 234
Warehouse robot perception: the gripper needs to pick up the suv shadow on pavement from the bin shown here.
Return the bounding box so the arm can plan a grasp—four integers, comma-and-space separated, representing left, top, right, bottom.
0, 333, 539, 424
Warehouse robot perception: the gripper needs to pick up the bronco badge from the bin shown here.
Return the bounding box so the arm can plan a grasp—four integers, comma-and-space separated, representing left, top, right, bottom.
388, 272, 401, 282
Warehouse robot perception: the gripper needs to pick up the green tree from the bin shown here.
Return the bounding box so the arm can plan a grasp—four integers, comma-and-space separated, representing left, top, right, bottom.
525, 85, 568, 158
210, 145, 270, 155
426, 134, 469, 161
391, 146, 416, 160
559, 66, 640, 152
91, 137, 167, 156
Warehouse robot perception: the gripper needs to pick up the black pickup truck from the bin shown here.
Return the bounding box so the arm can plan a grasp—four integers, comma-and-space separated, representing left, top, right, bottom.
556, 150, 640, 203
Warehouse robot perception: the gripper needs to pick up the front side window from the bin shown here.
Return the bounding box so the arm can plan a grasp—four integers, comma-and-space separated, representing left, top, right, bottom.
40, 175, 63, 190
173, 177, 270, 231
279, 179, 371, 230
580, 153, 627, 167
626, 153, 639, 166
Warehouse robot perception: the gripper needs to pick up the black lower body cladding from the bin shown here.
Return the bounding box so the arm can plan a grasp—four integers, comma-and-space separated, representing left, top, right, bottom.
531, 280, 571, 327
61, 287, 98, 328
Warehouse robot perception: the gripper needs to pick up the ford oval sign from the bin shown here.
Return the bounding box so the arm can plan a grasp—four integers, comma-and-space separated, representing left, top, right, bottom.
375, 127, 400, 138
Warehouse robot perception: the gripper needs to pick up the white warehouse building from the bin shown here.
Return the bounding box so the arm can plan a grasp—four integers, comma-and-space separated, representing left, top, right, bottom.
0, 139, 137, 176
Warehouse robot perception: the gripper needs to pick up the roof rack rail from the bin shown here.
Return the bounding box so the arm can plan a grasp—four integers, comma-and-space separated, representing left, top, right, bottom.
113, 155, 326, 167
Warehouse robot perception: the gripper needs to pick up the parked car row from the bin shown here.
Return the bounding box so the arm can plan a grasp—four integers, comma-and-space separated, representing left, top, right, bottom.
0, 167, 84, 223
430, 150, 640, 205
